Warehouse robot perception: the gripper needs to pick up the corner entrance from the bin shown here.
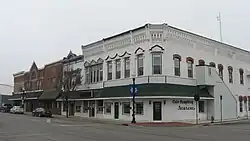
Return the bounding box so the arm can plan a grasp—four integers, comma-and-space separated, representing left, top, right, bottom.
153, 101, 162, 121
89, 101, 95, 117
114, 102, 119, 119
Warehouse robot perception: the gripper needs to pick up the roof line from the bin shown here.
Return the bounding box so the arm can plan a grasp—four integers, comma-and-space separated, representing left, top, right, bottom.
168, 26, 250, 54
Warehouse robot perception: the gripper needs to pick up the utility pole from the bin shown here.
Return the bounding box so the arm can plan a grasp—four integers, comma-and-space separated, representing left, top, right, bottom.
217, 12, 223, 42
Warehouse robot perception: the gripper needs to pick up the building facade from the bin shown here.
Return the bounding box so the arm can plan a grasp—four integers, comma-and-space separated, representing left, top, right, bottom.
11, 62, 44, 112
58, 23, 250, 122
38, 60, 63, 114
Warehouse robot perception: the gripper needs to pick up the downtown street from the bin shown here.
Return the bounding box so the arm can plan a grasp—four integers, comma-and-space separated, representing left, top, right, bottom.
0, 113, 250, 141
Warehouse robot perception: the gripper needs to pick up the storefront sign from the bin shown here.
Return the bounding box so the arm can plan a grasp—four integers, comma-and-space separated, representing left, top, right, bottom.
178, 106, 195, 110
172, 100, 195, 110
172, 100, 194, 105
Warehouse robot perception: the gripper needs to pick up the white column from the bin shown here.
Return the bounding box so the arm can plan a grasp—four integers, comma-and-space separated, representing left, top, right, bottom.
121, 58, 125, 78
80, 101, 83, 113
112, 61, 116, 79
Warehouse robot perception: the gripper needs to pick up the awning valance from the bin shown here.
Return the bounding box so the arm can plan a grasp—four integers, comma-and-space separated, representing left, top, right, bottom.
94, 84, 213, 98
39, 90, 60, 100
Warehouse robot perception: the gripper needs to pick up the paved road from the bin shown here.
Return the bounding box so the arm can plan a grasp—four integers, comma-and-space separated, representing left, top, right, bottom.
1, 113, 250, 141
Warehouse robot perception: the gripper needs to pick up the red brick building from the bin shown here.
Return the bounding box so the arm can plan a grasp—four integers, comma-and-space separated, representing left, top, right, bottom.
39, 60, 63, 114
11, 60, 63, 113
11, 62, 44, 112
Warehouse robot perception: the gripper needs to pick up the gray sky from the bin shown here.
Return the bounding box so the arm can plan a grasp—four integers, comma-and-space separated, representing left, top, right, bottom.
0, 0, 249, 85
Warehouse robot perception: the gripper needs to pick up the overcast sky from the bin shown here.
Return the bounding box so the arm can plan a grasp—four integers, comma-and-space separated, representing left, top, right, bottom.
0, 0, 249, 85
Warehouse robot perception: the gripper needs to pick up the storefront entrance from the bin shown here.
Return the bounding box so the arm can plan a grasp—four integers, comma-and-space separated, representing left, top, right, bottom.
114, 102, 119, 119
69, 102, 75, 116
89, 101, 95, 117
153, 101, 162, 121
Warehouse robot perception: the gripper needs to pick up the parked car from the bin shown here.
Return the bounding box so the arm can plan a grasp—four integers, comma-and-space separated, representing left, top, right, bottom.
32, 108, 52, 117
10, 106, 24, 114
2, 104, 13, 113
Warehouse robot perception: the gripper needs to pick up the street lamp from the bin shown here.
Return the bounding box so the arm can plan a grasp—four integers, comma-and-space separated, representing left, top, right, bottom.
131, 77, 136, 123
21, 88, 26, 109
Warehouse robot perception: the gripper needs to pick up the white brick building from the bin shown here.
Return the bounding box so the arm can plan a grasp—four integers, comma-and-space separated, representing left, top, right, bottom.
59, 23, 250, 123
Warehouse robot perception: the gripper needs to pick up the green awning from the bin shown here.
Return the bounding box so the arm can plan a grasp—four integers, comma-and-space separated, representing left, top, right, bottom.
39, 90, 60, 100
94, 84, 213, 98
58, 90, 94, 99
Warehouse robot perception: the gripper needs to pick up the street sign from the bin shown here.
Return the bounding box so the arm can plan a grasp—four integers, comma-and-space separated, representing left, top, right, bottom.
194, 93, 200, 101
130, 86, 138, 96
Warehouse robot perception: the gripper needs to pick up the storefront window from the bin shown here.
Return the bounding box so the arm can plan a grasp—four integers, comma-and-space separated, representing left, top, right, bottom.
75, 102, 81, 113
105, 102, 111, 114
83, 101, 88, 113
199, 101, 204, 113
240, 102, 243, 112
248, 101, 250, 111
122, 102, 130, 115
63, 102, 66, 112
76, 106, 81, 113
136, 102, 143, 115
97, 100, 103, 113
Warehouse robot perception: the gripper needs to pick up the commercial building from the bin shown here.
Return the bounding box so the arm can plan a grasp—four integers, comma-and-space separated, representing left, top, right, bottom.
10, 61, 62, 114
58, 23, 250, 122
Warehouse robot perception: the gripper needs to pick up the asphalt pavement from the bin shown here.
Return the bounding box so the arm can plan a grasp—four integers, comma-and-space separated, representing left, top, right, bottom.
1, 113, 250, 141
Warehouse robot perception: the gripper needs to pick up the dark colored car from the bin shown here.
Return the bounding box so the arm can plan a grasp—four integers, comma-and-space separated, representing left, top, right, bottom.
0, 104, 13, 113
4, 104, 13, 113
32, 108, 52, 117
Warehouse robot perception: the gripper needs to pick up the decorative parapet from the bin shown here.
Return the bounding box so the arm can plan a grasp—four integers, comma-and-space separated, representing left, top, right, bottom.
81, 23, 250, 64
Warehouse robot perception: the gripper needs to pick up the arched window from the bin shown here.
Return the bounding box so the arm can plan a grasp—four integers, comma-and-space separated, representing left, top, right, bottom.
173, 54, 181, 76
239, 68, 244, 85
186, 57, 194, 78
209, 62, 216, 68
31, 71, 36, 79
218, 64, 223, 80
228, 66, 233, 83
198, 59, 205, 66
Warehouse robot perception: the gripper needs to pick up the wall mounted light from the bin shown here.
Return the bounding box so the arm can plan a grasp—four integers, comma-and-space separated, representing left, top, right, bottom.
149, 100, 152, 105
163, 100, 166, 105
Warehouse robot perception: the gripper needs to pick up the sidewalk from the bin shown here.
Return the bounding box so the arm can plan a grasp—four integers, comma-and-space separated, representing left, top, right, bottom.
23, 112, 250, 127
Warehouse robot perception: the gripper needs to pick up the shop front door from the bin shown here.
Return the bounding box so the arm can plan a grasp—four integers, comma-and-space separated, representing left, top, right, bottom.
69, 103, 75, 116
114, 102, 119, 119
153, 102, 162, 121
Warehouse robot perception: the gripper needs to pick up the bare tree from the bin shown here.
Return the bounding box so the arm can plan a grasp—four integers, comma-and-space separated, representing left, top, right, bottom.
62, 68, 82, 118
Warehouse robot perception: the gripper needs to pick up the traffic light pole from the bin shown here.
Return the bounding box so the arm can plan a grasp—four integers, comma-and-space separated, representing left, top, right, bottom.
131, 78, 136, 123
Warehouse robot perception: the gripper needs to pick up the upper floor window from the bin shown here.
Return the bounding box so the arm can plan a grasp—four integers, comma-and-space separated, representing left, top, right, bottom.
186, 57, 194, 78
31, 71, 36, 79
152, 52, 162, 74
173, 54, 181, 76
99, 64, 103, 81
209, 62, 216, 68
218, 64, 223, 80
107, 61, 112, 80
198, 59, 205, 66
124, 57, 130, 78
115, 59, 121, 79
137, 54, 144, 76
239, 68, 244, 85
85, 63, 103, 84
228, 66, 233, 83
